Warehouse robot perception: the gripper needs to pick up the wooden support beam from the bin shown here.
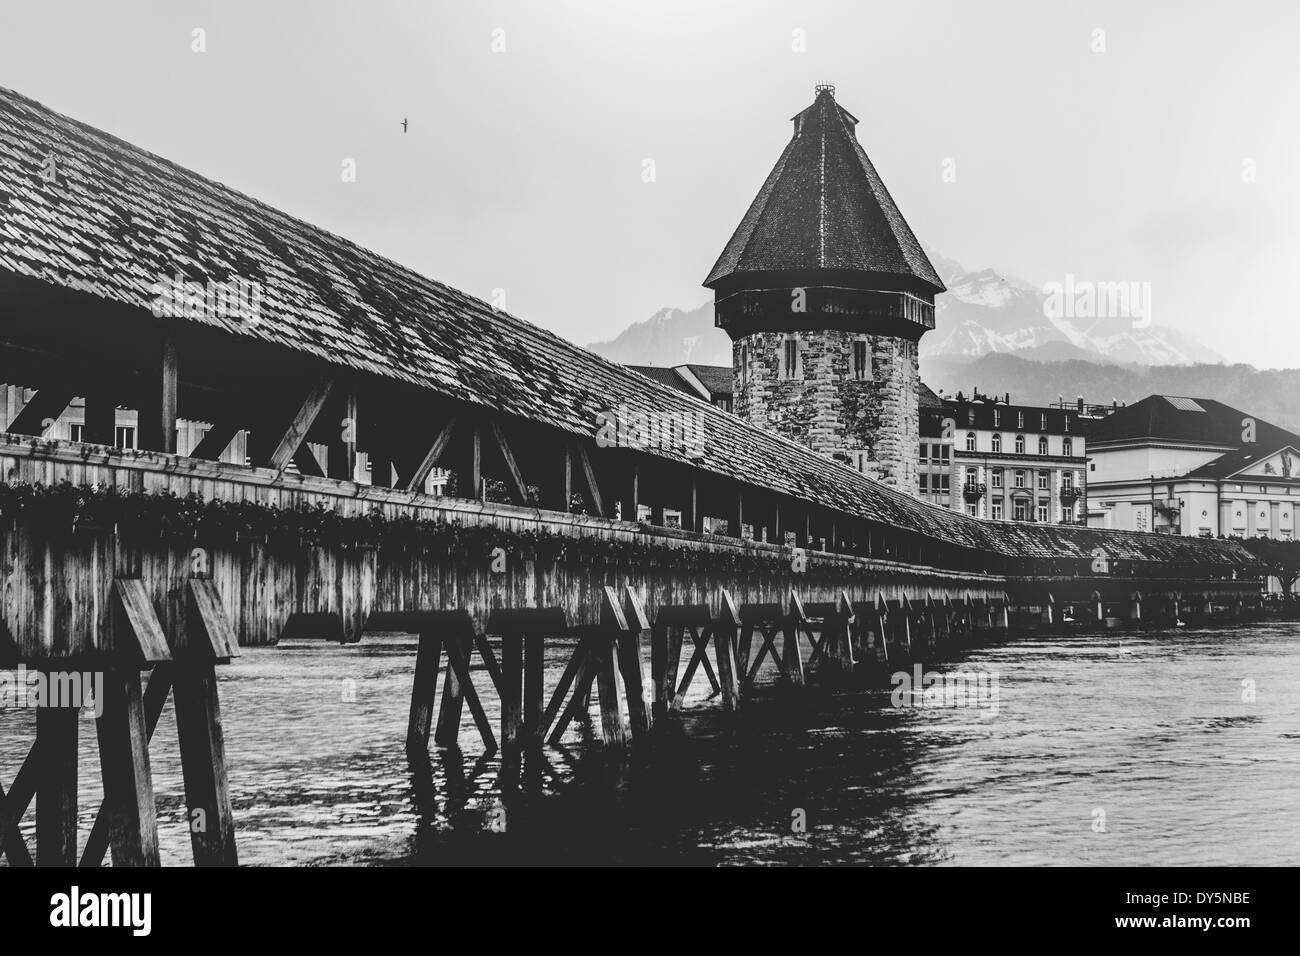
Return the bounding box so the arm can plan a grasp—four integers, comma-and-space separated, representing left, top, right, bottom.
81, 666, 172, 868
404, 418, 456, 493
574, 443, 604, 517
84, 386, 117, 446
189, 420, 240, 461
682, 477, 698, 533
137, 335, 179, 453
784, 591, 807, 687
326, 388, 359, 481
714, 591, 741, 711
268, 375, 334, 473
35, 700, 79, 866
5, 386, 74, 436
619, 587, 652, 735
96, 665, 161, 867
491, 422, 530, 506
620, 461, 639, 522
173, 581, 238, 865
0, 749, 36, 866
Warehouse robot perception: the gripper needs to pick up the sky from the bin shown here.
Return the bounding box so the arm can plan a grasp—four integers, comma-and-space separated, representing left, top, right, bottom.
1, 0, 1298, 366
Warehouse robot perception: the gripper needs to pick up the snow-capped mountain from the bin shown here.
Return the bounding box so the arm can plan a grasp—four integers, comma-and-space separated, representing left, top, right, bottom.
586, 250, 1221, 369
921, 249, 1222, 366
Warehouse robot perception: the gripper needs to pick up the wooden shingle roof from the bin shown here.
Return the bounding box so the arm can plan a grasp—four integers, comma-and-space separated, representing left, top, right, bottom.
704, 87, 944, 294
0, 86, 1255, 570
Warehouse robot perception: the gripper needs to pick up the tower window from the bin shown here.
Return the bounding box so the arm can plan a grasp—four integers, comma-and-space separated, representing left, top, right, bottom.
852, 339, 869, 381
739, 344, 748, 384
781, 337, 802, 380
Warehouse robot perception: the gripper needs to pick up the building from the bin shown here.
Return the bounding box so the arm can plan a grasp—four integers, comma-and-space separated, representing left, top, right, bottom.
920, 388, 1091, 523
1085, 395, 1300, 540
625, 364, 733, 412
703, 85, 945, 493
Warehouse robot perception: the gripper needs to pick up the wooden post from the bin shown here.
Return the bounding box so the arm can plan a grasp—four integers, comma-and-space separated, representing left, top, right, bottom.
682, 477, 698, 534
138, 334, 179, 453
1130, 591, 1143, 622
500, 628, 523, 787
621, 461, 640, 522
594, 640, 629, 747
784, 591, 807, 687
407, 627, 443, 756
35, 696, 79, 866
96, 664, 162, 867
620, 587, 652, 736
714, 591, 741, 711
173, 580, 239, 866
327, 388, 359, 481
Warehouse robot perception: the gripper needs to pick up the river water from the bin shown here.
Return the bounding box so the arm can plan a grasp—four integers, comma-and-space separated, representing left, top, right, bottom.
2, 622, 1298, 865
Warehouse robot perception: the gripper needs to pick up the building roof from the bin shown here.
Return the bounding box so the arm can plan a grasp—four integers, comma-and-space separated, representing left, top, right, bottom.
1086, 395, 1300, 449
625, 365, 691, 395
1185, 444, 1300, 481
703, 87, 945, 295
682, 364, 733, 398
919, 382, 944, 409
0, 86, 1256, 570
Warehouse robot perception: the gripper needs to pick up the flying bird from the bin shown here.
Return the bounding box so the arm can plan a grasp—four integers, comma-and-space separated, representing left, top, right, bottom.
401, 118, 408, 133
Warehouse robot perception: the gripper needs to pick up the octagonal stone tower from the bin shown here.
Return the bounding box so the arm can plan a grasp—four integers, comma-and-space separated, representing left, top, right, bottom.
704, 85, 945, 493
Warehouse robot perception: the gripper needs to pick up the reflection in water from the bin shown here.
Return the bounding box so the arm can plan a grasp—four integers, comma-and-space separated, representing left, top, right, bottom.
2, 623, 1298, 865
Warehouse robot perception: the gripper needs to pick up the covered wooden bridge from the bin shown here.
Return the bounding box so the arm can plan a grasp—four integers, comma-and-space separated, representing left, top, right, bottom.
0, 86, 1265, 867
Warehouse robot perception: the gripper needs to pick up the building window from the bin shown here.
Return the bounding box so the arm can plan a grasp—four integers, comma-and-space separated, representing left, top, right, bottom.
1040, 413, 1048, 430
1062, 471, 1074, 490
1014, 470, 1026, 488
1017, 411, 1025, 429
1063, 437, 1073, 457
1037, 471, 1049, 491
992, 409, 1001, 427
967, 409, 976, 427
919, 443, 928, 462
1037, 436, 1048, 456
68, 423, 84, 443
965, 432, 976, 452
939, 445, 950, 464
1036, 503, 1049, 523
1014, 500, 1027, 521
1064, 415, 1071, 433
1015, 434, 1025, 454
991, 468, 1003, 489
738, 345, 748, 384
782, 337, 801, 379
114, 425, 136, 450
965, 468, 978, 488
937, 474, 950, 493
852, 339, 869, 381
967, 503, 977, 516
991, 433, 1002, 453
991, 500, 1003, 520
854, 451, 868, 473
919, 473, 929, 492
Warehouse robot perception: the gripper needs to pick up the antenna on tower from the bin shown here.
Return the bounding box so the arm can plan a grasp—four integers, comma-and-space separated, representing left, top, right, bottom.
815, 83, 836, 97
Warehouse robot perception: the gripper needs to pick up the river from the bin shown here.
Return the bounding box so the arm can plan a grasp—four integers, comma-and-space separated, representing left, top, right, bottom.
2, 622, 1298, 865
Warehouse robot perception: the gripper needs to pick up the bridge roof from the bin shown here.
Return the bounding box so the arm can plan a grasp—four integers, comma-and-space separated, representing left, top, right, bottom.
0, 86, 1255, 570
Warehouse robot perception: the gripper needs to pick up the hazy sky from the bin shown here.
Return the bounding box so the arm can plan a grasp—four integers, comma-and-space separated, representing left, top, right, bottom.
2, 1, 1298, 366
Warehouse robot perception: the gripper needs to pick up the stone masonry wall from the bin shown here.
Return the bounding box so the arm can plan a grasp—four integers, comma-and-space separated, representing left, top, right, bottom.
733, 330, 919, 493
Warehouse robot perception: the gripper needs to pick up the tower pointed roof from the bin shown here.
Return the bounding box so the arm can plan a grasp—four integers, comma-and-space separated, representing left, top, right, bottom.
704, 86, 944, 295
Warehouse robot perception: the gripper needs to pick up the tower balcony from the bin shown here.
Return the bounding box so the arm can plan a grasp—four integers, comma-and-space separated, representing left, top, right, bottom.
713, 284, 935, 340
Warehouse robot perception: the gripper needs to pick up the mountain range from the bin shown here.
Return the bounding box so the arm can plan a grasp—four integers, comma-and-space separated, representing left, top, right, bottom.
585, 253, 1299, 432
